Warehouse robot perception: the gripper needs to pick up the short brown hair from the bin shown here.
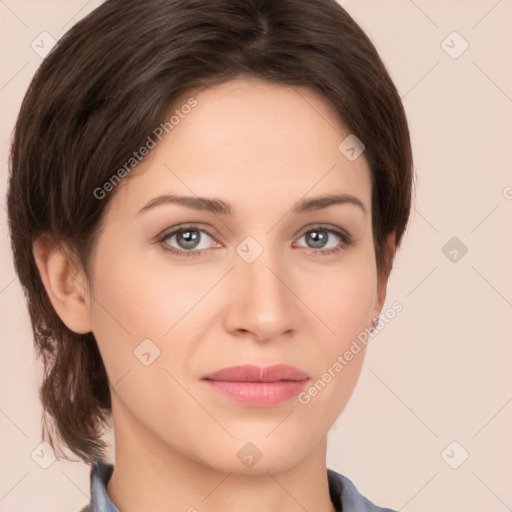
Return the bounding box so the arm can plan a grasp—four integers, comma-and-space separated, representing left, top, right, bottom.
7, 0, 414, 464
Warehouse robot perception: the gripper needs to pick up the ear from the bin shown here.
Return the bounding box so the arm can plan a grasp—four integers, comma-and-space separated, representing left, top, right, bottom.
374, 231, 397, 316
33, 234, 93, 334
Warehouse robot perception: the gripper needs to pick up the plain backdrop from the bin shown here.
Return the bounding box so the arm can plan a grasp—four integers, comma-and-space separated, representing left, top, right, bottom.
1, 1, 511, 511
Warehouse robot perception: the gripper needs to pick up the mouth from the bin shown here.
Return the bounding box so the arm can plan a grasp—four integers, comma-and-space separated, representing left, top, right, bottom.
201, 364, 310, 407
201, 363, 310, 382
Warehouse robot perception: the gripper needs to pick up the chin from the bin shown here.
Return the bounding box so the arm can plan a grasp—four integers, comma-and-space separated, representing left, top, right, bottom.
193, 434, 313, 475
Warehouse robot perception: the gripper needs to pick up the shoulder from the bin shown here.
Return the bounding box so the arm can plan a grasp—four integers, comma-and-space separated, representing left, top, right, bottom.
327, 468, 398, 512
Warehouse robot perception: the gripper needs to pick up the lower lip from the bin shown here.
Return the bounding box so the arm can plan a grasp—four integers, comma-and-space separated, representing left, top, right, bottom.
203, 379, 309, 407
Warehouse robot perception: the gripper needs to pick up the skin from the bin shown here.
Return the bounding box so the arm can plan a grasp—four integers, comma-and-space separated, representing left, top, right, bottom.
34, 78, 395, 512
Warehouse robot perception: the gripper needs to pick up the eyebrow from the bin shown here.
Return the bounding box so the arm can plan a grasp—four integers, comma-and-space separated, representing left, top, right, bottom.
137, 193, 366, 216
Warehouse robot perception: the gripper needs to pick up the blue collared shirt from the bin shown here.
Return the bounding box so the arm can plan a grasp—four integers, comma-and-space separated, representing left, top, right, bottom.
78, 462, 397, 512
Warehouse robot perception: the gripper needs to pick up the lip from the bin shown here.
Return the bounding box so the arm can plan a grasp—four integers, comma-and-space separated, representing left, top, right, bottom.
202, 364, 310, 382
201, 364, 310, 407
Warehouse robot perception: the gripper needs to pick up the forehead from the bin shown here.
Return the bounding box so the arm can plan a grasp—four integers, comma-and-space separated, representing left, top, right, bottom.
107, 78, 372, 218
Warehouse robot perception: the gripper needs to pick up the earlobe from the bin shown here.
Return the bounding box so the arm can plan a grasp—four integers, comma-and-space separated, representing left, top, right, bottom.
32, 235, 93, 334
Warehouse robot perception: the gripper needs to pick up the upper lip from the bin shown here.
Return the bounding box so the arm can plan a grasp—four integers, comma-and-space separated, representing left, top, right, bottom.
201, 364, 310, 382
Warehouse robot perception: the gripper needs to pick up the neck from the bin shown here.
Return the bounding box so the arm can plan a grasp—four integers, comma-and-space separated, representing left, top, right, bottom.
106, 399, 337, 512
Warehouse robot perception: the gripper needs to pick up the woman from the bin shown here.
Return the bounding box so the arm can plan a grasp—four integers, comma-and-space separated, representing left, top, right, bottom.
7, 0, 413, 510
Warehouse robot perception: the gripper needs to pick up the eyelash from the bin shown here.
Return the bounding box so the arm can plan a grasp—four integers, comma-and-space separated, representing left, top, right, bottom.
155, 223, 354, 259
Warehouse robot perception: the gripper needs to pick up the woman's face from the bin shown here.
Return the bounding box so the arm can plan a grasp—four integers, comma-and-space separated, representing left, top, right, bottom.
84, 78, 390, 473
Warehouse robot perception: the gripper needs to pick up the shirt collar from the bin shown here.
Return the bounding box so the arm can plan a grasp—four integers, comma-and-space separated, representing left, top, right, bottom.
89, 463, 118, 512
87, 462, 394, 512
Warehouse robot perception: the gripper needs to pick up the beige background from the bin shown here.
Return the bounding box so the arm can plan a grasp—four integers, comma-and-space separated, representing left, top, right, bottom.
1, 1, 511, 511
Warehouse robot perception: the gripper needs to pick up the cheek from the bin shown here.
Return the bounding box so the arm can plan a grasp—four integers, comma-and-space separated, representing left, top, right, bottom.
301, 243, 377, 401
86, 237, 168, 384
88, 235, 194, 338
296, 262, 376, 428
86, 253, 195, 432
305, 245, 377, 342
87, 239, 217, 393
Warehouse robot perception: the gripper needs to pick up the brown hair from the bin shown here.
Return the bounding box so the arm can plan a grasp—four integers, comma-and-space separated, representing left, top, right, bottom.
7, 0, 414, 464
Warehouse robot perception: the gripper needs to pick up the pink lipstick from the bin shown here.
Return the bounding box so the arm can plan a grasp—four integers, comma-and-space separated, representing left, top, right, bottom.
201, 364, 310, 407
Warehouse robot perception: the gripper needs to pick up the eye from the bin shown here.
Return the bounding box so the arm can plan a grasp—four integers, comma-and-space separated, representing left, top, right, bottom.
294, 225, 354, 256
156, 223, 354, 259
157, 224, 219, 258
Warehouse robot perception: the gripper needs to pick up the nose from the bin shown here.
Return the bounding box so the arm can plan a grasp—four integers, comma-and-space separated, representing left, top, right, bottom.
223, 240, 299, 343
